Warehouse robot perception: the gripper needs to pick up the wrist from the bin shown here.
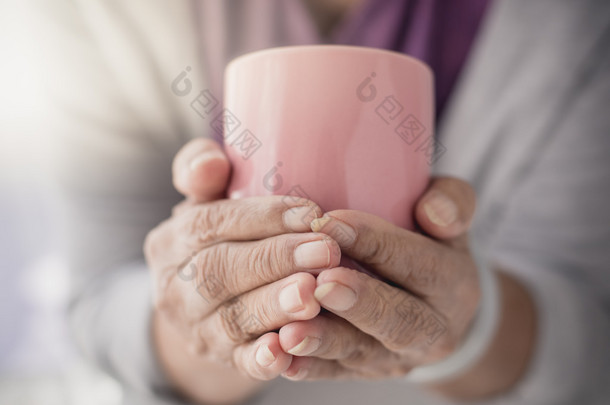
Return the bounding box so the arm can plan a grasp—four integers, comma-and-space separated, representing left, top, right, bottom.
430, 271, 537, 399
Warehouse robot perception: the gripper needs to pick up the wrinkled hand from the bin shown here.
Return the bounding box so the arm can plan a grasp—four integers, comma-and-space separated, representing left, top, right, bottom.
144, 138, 342, 381
278, 178, 480, 380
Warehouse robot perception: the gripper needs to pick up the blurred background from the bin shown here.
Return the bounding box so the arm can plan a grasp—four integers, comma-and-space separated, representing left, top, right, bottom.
0, 2, 122, 403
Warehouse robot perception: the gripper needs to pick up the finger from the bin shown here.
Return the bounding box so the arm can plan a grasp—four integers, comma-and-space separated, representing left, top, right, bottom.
174, 195, 322, 247
198, 272, 320, 351
173, 233, 340, 322
191, 233, 341, 304
282, 357, 351, 381
414, 177, 476, 240
311, 210, 457, 296
146, 195, 323, 273
282, 356, 395, 381
172, 137, 231, 202
313, 267, 453, 363
278, 314, 409, 374
233, 332, 292, 381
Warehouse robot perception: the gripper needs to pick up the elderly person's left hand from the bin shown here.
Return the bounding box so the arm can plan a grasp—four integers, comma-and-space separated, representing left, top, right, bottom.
278, 177, 480, 380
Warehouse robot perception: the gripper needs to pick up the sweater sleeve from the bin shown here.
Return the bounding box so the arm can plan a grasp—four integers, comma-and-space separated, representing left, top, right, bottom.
484, 40, 610, 404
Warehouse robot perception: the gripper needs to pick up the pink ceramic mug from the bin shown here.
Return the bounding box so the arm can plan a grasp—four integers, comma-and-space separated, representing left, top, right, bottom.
223, 45, 434, 241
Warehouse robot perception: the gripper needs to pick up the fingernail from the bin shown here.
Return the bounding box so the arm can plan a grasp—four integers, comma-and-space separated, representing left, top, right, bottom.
314, 282, 357, 311
294, 240, 330, 269
255, 344, 276, 367
424, 191, 458, 227
283, 368, 308, 380
279, 282, 304, 313
311, 216, 357, 248
287, 336, 321, 356
283, 206, 319, 231
188, 150, 226, 171
310, 215, 332, 231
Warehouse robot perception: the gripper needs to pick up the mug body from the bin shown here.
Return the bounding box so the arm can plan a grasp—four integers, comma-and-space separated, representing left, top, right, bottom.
224, 45, 434, 230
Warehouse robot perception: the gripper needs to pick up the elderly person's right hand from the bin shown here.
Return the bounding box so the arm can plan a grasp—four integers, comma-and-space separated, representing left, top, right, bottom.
144, 138, 341, 403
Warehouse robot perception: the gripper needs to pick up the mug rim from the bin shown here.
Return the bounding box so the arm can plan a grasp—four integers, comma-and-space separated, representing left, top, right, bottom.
226, 44, 433, 77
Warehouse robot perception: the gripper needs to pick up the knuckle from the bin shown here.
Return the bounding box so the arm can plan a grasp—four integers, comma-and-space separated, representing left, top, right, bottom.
383, 321, 418, 352
418, 313, 449, 347
214, 202, 244, 237
192, 206, 219, 243
250, 242, 274, 278
360, 231, 396, 268
382, 297, 425, 351
358, 293, 393, 335
217, 297, 258, 343
391, 301, 449, 353
187, 202, 236, 245
251, 237, 291, 281
194, 247, 228, 301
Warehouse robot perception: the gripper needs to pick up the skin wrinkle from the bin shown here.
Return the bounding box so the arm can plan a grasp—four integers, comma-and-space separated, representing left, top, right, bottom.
365, 271, 451, 354
387, 299, 429, 352
218, 296, 255, 343
400, 243, 443, 296
419, 247, 463, 301
345, 215, 458, 299
250, 238, 277, 283
305, 313, 407, 374
356, 225, 393, 267
190, 211, 219, 248
302, 208, 472, 376
194, 247, 226, 304
365, 284, 414, 350
147, 136, 537, 400
350, 246, 452, 352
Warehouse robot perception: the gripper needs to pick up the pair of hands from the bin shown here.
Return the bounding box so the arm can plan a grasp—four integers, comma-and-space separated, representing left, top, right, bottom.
145, 138, 480, 383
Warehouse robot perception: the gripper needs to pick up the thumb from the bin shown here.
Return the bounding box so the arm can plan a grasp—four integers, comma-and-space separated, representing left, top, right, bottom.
172, 137, 231, 202
414, 176, 476, 240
